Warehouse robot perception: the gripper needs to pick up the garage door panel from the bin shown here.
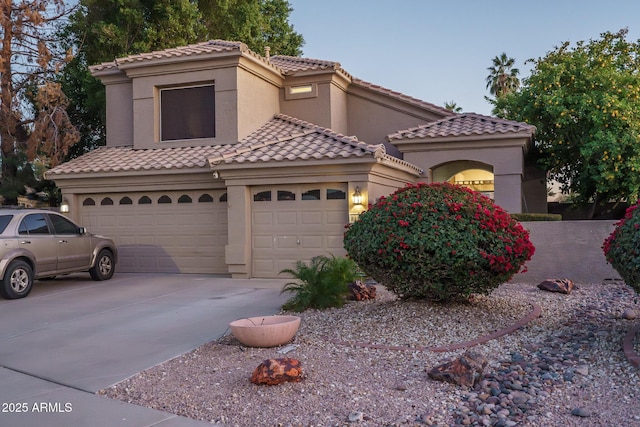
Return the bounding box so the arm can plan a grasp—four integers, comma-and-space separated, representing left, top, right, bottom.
252, 184, 347, 278
301, 211, 322, 224
276, 211, 297, 225
253, 235, 273, 249
79, 191, 227, 274
253, 212, 273, 225
276, 235, 298, 249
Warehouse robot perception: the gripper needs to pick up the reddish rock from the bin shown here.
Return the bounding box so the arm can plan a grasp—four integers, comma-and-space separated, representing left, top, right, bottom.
427, 352, 488, 387
251, 357, 303, 385
348, 280, 377, 301
537, 278, 574, 294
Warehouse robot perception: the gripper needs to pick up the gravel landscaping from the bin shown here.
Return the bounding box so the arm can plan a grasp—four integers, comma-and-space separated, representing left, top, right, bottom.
100, 281, 640, 427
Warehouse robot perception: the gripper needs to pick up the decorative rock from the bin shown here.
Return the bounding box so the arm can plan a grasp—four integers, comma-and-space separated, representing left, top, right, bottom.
622, 308, 638, 320
250, 358, 303, 385
347, 411, 364, 422
571, 407, 591, 417
427, 351, 488, 387
537, 278, 574, 294
348, 280, 377, 301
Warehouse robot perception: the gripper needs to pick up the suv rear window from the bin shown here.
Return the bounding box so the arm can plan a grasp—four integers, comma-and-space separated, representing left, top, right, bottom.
0, 215, 12, 233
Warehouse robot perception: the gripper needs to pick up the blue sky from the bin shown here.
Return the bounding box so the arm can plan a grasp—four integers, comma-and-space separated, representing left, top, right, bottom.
288, 1, 640, 116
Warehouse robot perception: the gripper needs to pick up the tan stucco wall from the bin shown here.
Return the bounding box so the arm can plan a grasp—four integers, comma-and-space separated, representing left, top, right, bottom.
101, 73, 134, 147
346, 87, 448, 146
403, 143, 527, 213
513, 221, 620, 284
236, 60, 282, 140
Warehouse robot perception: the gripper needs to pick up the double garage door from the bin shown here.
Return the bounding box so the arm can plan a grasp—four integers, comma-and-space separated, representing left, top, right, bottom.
251, 184, 349, 277
79, 190, 228, 274
78, 184, 349, 277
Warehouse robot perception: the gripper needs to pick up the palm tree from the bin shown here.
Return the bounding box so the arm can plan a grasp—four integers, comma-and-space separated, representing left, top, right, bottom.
486, 53, 520, 98
444, 101, 462, 113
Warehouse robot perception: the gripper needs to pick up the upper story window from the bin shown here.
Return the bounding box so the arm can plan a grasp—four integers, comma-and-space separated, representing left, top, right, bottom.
160, 84, 215, 141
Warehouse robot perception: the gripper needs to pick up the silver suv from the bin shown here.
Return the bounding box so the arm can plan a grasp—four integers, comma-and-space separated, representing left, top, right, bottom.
0, 209, 117, 299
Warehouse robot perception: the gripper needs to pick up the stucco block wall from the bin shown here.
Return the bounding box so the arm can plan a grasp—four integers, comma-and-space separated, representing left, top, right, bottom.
511, 221, 620, 284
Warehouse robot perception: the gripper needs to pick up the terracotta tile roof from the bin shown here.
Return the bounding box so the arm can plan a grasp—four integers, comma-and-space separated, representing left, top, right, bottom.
46, 115, 422, 177
45, 145, 230, 176
387, 113, 536, 141
269, 55, 344, 75
90, 40, 270, 73
210, 114, 385, 165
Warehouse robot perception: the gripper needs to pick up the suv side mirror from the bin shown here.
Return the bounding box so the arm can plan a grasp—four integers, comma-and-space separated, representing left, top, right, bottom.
79, 227, 87, 235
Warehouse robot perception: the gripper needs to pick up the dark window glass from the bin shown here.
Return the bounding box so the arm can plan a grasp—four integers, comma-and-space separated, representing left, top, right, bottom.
119, 197, 133, 205
139, 196, 152, 204
198, 194, 214, 203
18, 214, 50, 235
219, 193, 228, 202
327, 189, 346, 199
158, 195, 172, 204
161, 85, 215, 141
302, 189, 321, 200
101, 197, 114, 206
0, 215, 13, 233
48, 214, 81, 234
83, 198, 96, 206
277, 190, 295, 201
253, 191, 271, 202
178, 195, 192, 203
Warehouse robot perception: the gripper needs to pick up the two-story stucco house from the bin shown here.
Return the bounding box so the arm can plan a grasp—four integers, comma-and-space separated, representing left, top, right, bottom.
46, 40, 544, 278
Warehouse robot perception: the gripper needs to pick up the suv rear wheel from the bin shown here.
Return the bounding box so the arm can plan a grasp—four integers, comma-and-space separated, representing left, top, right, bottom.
0, 260, 33, 299
89, 249, 115, 281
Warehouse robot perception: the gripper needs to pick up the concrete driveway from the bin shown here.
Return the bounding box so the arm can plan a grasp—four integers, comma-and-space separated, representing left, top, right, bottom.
0, 272, 290, 427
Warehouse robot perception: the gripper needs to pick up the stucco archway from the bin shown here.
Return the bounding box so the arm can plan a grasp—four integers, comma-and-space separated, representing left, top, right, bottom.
432, 160, 494, 199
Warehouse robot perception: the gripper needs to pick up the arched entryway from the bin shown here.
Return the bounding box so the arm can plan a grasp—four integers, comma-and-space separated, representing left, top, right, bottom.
432, 160, 494, 199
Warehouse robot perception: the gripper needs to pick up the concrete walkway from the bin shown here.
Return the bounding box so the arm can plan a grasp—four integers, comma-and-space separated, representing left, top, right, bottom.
0, 273, 290, 426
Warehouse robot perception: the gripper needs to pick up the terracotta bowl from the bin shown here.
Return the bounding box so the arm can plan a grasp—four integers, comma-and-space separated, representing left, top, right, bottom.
229, 315, 301, 348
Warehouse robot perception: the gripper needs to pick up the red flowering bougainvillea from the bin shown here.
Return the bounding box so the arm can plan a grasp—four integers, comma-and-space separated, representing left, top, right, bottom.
603, 202, 640, 293
343, 182, 535, 301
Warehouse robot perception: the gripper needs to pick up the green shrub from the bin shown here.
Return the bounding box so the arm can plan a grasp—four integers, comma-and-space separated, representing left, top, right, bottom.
511, 213, 562, 221
280, 254, 359, 312
343, 182, 535, 302
603, 202, 640, 292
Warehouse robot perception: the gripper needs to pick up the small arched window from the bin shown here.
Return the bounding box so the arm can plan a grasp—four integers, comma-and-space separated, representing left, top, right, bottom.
219, 193, 228, 202
302, 189, 321, 200
277, 190, 296, 201
327, 189, 346, 200
119, 196, 133, 205
198, 194, 214, 203
158, 195, 172, 204
178, 195, 192, 203
254, 191, 271, 202
138, 196, 152, 205
101, 197, 114, 206
82, 198, 96, 206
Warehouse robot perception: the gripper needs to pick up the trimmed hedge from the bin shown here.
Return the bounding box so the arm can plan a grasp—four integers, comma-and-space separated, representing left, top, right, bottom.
344, 182, 535, 301
511, 213, 562, 222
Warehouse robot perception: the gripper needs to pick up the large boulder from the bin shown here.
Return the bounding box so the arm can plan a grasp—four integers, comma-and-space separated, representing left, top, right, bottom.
427, 352, 488, 387
251, 357, 303, 385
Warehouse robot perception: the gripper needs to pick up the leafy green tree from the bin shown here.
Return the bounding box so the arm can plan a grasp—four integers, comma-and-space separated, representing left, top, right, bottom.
494, 29, 640, 213
58, 0, 205, 155
198, 0, 304, 56
60, 0, 304, 156
485, 52, 520, 98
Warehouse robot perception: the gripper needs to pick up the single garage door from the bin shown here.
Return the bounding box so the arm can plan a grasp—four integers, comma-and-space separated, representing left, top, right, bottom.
79, 190, 228, 274
251, 184, 348, 278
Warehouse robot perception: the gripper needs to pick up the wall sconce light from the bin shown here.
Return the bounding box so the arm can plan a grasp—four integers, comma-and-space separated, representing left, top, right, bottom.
60, 200, 70, 213
352, 186, 363, 205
